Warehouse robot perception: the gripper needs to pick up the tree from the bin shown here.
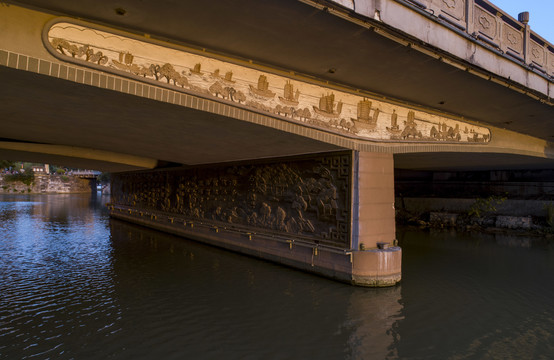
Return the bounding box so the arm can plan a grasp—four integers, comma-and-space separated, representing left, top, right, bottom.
0, 160, 15, 170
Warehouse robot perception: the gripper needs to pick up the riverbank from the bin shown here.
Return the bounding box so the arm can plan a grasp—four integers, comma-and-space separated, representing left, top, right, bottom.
396, 196, 554, 237
0, 173, 92, 194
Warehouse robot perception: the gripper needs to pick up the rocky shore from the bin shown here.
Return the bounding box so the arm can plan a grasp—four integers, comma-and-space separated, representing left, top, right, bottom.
396, 196, 554, 237
0, 174, 92, 194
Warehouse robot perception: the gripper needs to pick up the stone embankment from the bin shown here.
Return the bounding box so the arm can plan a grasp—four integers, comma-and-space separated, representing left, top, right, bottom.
397, 197, 554, 233
0, 174, 92, 194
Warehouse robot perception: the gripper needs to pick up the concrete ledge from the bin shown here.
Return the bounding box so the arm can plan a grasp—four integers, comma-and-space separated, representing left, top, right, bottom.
109, 206, 401, 287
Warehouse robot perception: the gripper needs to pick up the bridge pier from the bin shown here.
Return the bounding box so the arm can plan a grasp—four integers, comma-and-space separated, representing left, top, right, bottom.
352, 152, 400, 286
109, 150, 400, 286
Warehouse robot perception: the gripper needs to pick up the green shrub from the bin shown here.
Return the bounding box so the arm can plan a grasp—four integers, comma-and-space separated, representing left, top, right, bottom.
468, 195, 506, 218
4, 172, 35, 186
544, 203, 554, 227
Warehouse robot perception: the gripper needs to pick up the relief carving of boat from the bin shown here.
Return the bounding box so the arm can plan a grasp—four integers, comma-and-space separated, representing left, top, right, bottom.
430, 123, 461, 141
279, 80, 300, 106
399, 111, 422, 139
112, 52, 152, 77
386, 110, 402, 135
313, 93, 342, 118
119, 52, 134, 65
351, 98, 379, 130
212, 69, 235, 84
249, 75, 275, 99
112, 52, 132, 70
191, 63, 203, 75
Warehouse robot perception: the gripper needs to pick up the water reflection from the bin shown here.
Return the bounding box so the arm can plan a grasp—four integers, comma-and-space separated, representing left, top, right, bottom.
345, 286, 403, 359
396, 228, 554, 359
0, 194, 403, 359
0, 193, 117, 360
108, 221, 404, 359
3, 194, 552, 359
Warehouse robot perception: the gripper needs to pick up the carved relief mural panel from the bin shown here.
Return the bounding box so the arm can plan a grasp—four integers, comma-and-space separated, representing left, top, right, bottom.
44, 20, 491, 144
111, 152, 353, 248
474, 6, 498, 40
502, 24, 523, 54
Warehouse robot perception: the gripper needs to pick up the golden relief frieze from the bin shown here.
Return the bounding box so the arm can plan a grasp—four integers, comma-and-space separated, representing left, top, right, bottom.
43, 19, 491, 144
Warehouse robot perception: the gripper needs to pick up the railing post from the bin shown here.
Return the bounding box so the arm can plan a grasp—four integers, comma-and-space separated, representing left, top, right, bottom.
519, 11, 530, 65
466, 0, 475, 36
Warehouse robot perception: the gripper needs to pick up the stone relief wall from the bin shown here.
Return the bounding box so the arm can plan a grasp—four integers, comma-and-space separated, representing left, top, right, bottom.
111, 152, 353, 248
45, 21, 491, 144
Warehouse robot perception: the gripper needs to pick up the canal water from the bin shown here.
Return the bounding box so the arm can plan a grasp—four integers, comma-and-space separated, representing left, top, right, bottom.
1, 194, 553, 359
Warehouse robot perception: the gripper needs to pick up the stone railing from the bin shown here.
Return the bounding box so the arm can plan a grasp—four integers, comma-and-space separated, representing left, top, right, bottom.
333, 0, 554, 79
69, 170, 101, 178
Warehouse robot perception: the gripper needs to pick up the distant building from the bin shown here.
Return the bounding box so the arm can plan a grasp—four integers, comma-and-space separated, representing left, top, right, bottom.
32, 165, 49, 174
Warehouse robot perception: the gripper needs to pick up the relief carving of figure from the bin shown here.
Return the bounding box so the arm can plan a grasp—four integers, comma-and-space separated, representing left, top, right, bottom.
317, 182, 338, 221
401, 111, 422, 139
161, 184, 172, 212
291, 186, 315, 233
274, 207, 287, 231
213, 206, 224, 222
226, 207, 240, 224
259, 202, 272, 226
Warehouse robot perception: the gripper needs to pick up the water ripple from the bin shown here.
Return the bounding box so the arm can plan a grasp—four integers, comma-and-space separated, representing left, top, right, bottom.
2, 195, 554, 359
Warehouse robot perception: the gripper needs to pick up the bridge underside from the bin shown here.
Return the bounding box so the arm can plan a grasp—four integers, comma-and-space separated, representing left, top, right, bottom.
2, 1, 554, 286
0, 65, 341, 172
8, 0, 554, 143
1, 1, 554, 172
395, 152, 554, 171
3, 64, 554, 172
